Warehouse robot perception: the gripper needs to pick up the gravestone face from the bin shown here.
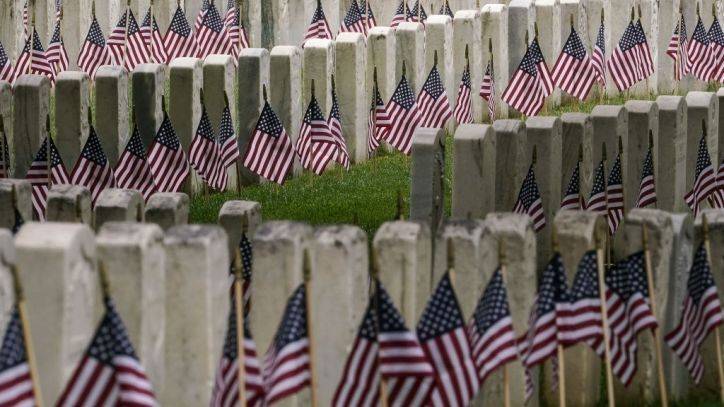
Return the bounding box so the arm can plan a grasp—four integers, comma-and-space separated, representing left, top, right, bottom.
686, 92, 719, 190
13, 75, 51, 178
168, 57, 203, 194
506, 0, 535, 116
131, 64, 165, 148
0, 82, 13, 176
335, 32, 368, 164
204, 54, 239, 192
561, 113, 593, 199
95, 66, 129, 168
238, 48, 270, 186
395, 22, 426, 94
426, 15, 454, 133
453, 10, 482, 123
46, 184, 93, 225
217, 200, 262, 259
367, 27, 397, 111
493, 120, 528, 211
452, 124, 496, 219
0, 230, 15, 340
591, 105, 628, 175
535, 0, 562, 107
270, 46, 303, 174
144, 192, 189, 231
410, 127, 445, 234
94, 188, 144, 230
624, 100, 659, 211
481, 3, 509, 118
55, 72, 91, 170
0, 179, 32, 229
656, 95, 686, 212
303, 39, 335, 114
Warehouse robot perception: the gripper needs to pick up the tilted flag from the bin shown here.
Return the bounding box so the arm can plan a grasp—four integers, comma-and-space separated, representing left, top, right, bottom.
303, 0, 333, 45
225, 0, 250, 57
115, 125, 157, 202
22, 1, 29, 37
194, 0, 210, 33
608, 21, 646, 91
108, 9, 150, 71
606, 153, 624, 235
501, 37, 553, 117
218, 97, 241, 180
558, 251, 603, 346
687, 16, 715, 81
360, 0, 376, 30
418, 64, 453, 128
0, 308, 37, 407
712, 162, 724, 209
665, 243, 724, 383
592, 21, 607, 86
684, 130, 717, 216
70, 126, 116, 205
165, 4, 199, 62
439, 0, 454, 18
329, 87, 350, 169
334, 279, 436, 406
552, 26, 596, 101
0, 41, 13, 82
296, 93, 336, 175
232, 233, 253, 309
513, 164, 546, 232
418, 273, 480, 406
77, 15, 112, 79
148, 111, 189, 193
468, 268, 518, 385
57, 299, 157, 406
636, 146, 656, 208
453, 64, 473, 125
46, 20, 69, 74
14, 29, 55, 84
561, 161, 584, 210
480, 61, 496, 121
368, 84, 389, 155
263, 284, 311, 405
385, 70, 421, 155
190, 102, 227, 190
390, 0, 409, 28
196, 2, 232, 59
25, 137, 71, 220
141, 8, 168, 64
587, 159, 608, 214
634, 20, 655, 80
210, 292, 264, 407
708, 17, 724, 83
340, 0, 366, 34
242, 100, 294, 184
667, 14, 689, 81
408, 0, 427, 23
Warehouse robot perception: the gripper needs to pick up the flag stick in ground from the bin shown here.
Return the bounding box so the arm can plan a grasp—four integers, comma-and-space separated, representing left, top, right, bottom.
551, 225, 566, 407
487, 39, 493, 123
302, 250, 319, 407
702, 215, 724, 402
233, 248, 247, 407
46, 116, 51, 189
642, 224, 668, 406
369, 250, 389, 407
598, 9, 605, 103
596, 232, 616, 407
494, 238, 511, 407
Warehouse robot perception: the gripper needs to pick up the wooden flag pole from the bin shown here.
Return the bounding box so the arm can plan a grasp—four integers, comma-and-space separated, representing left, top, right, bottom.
702, 215, 724, 402
370, 249, 388, 407
496, 238, 511, 407
552, 225, 566, 407
45, 115, 51, 189
122, 0, 130, 70
641, 224, 668, 406
596, 232, 616, 407
302, 250, 319, 407
233, 248, 247, 407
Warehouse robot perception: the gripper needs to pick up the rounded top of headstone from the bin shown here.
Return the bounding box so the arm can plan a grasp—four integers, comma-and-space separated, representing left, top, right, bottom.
535, 0, 556, 6
438, 219, 485, 241
96, 188, 143, 210
303, 38, 334, 50
526, 115, 560, 129
15, 222, 95, 255
336, 32, 366, 45
254, 221, 313, 243
204, 54, 235, 66
56, 71, 90, 83
0, 179, 31, 193
624, 100, 658, 113
561, 112, 590, 124
455, 123, 493, 140
374, 220, 430, 243
133, 63, 166, 74
426, 15, 452, 25
270, 45, 302, 57
718, 88, 724, 96
509, 0, 534, 8
146, 192, 189, 211
0, 229, 15, 265
219, 200, 261, 217
481, 3, 506, 12
554, 210, 607, 247
164, 224, 228, 246
484, 212, 535, 237
95, 65, 128, 79
591, 105, 626, 118
314, 225, 367, 246
493, 119, 526, 133
14, 74, 50, 88
168, 57, 203, 69
685, 91, 716, 107
368, 26, 394, 36
694, 209, 724, 230
397, 21, 424, 32
656, 95, 685, 111
48, 184, 91, 200
97, 222, 164, 247
626, 208, 674, 230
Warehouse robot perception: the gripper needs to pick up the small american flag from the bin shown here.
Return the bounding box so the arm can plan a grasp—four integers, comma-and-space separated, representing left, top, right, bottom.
57, 299, 157, 406
480, 61, 496, 122
0, 41, 13, 82
190, 104, 227, 190
329, 88, 350, 169
665, 243, 724, 383
340, 0, 366, 34
468, 268, 518, 385
513, 163, 546, 232
587, 159, 608, 214
390, 0, 409, 28
385, 71, 421, 155
242, 101, 294, 184
667, 15, 689, 81
439, 0, 454, 18
22, 1, 28, 37
360, 0, 376, 30
296, 94, 336, 175
225, 0, 250, 58
148, 112, 189, 193
210, 291, 265, 407
109, 10, 150, 71
418, 273, 480, 406
197, 2, 231, 59
141, 9, 168, 64
46, 20, 69, 74
418, 65, 453, 128
218, 98, 241, 180
633, 20, 655, 80
711, 162, 724, 209
114, 125, 157, 202
453, 65, 473, 125
70, 126, 116, 205
77, 15, 111, 79
334, 279, 436, 406
687, 16, 715, 82
608, 21, 645, 91
0, 307, 36, 406
606, 153, 624, 235
367, 84, 389, 155
408, 0, 427, 23
561, 161, 584, 210
165, 5, 199, 62
551, 26, 596, 101
303, 0, 333, 45
262, 284, 311, 405
25, 137, 71, 220
501, 37, 553, 117
592, 22, 606, 86
708, 17, 724, 83
14, 29, 55, 85
230, 233, 253, 310
684, 132, 717, 216
558, 251, 603, 346
194, 0, 210, 33
636, 147, 656, 208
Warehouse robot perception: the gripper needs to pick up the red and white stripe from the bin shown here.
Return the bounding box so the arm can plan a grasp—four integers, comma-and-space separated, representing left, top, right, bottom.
210, 340, 265, 407
480, 62, 496, 122
0, 363, 34, 406
263, 339, 310, 405
423, 329, 479, 407
70, 160, 115, 206
453, 67, 472, 125
469, 317, 518, 384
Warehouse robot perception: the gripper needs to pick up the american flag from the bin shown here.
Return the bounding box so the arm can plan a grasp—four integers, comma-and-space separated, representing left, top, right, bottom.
0, 307, 36, 406
552, 27, 596, 101
587, 159, 608, 214
480, 61, 496, 122
513, 164, 546, 232
296, 94, 336, 175
22, 1, 28, 38
57, 299, 156, 406
558, 251, 603, 346
684, 132, 717, 216
636, 147, 656, 208
77, 15, 111, 79
360, 0, 376, 30
592, 22, 606, 86
561, 161, 584, 210
385, 71, 421, 155
608, 21, 645, 91
453, 65, 473, 125
633, 20, 655, 80
231, 233, 253, 310
210, 291, 265, 407
408, 0, 427, 23
194, 0, 210, 33
262, 284, 311, 405
368, 84, 389, 155
390, 0, 409, 28
588, 252, 658, 386
418, 273, 479, 406
468, 268, 518, 385
197, 2, 232, 59
708, 17, 724, 83
114, 125, 157, 202
242, 101, 294, 184
108, 10, 150, 71
55, 0, 62, 21
190, 103, 227, 190
329, 88, 350, 170
0, 41, 13, 82
606, 153, 624, 235
712, 162, 724, 209
225, 0, 250, 58
340, 0, 366, 34
25, 137, 71, 220
665, 243, 724, 383
46, 20, 69, 74
501, 37, 553, 117
218, 98, 241, 181
418, 65, 453, 128
70, 126, 116, 205
141, 9, 168, 64
148, 112, 189, 193
303, 0, 333, 45
687, 16, 715, 82
14, 29, 55, 85
439, 0, 454, 18
334, 279, 436, 406
667, 15, 689, 81
165, 4, 199, 62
